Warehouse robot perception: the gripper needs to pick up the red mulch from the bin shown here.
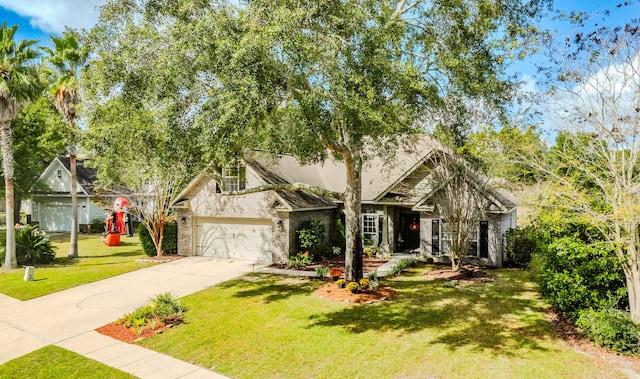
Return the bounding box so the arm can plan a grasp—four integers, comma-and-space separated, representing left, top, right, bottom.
96, 321, 172, 343
314, 282, 396, 304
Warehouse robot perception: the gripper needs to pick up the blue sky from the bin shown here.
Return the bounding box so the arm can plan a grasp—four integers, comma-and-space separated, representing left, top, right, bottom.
0, 0, 104, 43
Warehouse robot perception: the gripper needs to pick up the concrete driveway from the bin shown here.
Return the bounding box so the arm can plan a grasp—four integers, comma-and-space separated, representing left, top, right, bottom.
0, 257, 259, 367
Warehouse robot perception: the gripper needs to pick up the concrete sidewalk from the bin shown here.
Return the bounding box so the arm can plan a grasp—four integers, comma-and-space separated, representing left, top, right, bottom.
0, 257, 261, 378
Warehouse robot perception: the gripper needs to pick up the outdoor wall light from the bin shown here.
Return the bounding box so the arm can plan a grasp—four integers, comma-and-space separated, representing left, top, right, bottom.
180, 217, 186, 224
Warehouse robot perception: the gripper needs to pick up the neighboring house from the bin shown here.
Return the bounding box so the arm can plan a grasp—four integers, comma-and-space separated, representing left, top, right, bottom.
29, 156, 114, 232
172, 137, 517, 266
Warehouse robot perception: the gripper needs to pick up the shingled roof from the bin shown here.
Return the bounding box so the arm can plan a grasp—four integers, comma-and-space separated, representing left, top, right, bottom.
57, 156, 98, 195
173, 135, 516, 213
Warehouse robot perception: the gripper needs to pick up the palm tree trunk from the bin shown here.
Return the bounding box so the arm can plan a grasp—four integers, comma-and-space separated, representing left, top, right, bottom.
13, 192, 21, 225
68, 148, 78, 259
0, 122, 17, 268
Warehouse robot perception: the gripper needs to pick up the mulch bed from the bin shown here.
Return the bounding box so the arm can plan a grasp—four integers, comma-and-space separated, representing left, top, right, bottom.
269, 255, 389, 272
137, 255, 185, 262
96, 322, 172, 343
423, 264, 494, 284
314, 282, 396, 304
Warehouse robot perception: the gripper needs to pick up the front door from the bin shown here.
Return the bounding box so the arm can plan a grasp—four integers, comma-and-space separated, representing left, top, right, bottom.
399, 211, 421, 251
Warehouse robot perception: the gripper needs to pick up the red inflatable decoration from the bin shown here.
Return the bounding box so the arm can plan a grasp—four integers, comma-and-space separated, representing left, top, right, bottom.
103, 197, 131, 246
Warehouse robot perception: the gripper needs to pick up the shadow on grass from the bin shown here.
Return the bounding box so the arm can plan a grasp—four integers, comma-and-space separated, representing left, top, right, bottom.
40, 250, 144, 267
218, 274, 321, 303
79, 250, 143, 259
307, 270, 554, 357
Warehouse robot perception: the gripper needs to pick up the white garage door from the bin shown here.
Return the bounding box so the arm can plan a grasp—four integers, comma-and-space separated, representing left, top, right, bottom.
196, 218, 273, 262
40, 204, 72, 231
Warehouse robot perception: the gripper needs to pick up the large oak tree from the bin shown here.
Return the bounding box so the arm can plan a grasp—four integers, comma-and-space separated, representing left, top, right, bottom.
86, 0, 549, 280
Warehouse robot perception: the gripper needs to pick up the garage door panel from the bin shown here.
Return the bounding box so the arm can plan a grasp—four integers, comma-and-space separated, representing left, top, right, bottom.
196, 218, 273, 262
41, 204, 72, 231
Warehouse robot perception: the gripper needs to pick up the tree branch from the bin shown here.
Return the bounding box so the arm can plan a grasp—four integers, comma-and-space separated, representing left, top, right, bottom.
393, 0, 422, 19
225, 182, 344, 201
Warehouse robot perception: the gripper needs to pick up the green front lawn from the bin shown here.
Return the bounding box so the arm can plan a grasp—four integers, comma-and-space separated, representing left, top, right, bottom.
0, 345, 135, 378
0, 235, 158, 300
138, 265, 623, 378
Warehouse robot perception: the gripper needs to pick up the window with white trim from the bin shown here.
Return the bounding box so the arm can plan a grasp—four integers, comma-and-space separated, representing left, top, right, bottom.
222, 164, 246, 192
439, 220, 483, 257
361, 209, 380, 246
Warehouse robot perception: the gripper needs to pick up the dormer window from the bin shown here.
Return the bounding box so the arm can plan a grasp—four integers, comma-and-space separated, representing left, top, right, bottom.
222, 163, 246, 192
56, 169, 62, 179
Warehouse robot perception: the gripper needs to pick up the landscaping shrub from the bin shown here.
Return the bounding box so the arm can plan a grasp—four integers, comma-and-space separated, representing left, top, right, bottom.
137, 222, 178, 257
118, 292, 187, 332
89, 218, 106, 234
390, 258, 416, 276
162, 222, 178, 254
296, 219, 326, 256
576, 308, 640, 354
315, 266, 329, 278
16, 226, 56, 265
363, 245, 383, 258
531, 236, 626, 317
288, 252, 313, 269
330, 219, 346, 253
505, 225, 544, 267
0, 226, 56, 266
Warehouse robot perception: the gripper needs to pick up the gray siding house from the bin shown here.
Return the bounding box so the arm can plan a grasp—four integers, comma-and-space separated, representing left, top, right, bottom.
173, 137, 517, 266
29, 157, 124, 232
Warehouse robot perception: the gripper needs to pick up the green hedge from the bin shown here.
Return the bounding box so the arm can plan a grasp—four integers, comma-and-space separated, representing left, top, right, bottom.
137, 222, 178, 257
576, 308, 639, 354
531, 236, 626, 317
505, 225, 543, 267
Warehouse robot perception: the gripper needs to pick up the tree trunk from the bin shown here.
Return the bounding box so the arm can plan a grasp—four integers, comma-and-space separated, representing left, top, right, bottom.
625, 261, 640, 323
146, 219, 164, 257
68, 150, 79, 259
13, 191, 21, 226
343, 149, 363, 282
0, 122, 16, 268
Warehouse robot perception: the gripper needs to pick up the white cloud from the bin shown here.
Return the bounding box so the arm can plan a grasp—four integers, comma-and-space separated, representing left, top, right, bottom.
519, 74, 539, 94
0, 0, 105, 33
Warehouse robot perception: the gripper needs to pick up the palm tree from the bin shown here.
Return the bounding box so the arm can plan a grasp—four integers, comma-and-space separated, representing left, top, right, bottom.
0, 24, 44, 268
42, 33, 88, 259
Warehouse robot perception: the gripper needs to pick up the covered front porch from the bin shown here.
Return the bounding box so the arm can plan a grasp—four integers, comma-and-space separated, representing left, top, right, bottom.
361, 204, 511, 267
